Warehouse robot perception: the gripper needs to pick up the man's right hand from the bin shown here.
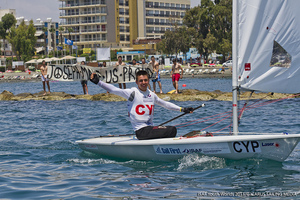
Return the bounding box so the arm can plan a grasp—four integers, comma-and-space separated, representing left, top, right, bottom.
90, 73, 99, 84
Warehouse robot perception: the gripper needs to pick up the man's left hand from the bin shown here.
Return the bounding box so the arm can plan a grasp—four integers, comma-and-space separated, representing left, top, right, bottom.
182, 107, 194, 113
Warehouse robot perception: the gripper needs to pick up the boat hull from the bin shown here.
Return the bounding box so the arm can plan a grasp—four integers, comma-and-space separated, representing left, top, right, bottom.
76, 134, 300, 162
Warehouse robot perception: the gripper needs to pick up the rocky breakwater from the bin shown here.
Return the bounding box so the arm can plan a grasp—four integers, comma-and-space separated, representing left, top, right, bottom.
0, 89, 295, 102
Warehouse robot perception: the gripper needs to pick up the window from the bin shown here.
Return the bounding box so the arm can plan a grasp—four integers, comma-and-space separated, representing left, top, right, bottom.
120, 34, 125, 41
120, 26, 125, 32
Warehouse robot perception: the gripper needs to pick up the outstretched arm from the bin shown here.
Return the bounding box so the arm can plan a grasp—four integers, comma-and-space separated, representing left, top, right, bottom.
155, 95, 194, 113
90, 73, 131, 99
154, 95, 181, 111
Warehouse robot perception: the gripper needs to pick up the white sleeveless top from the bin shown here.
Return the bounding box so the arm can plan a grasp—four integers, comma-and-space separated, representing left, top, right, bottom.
97, 81, 181, 131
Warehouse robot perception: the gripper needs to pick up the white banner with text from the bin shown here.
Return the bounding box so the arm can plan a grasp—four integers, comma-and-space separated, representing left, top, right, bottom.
47, 64, 153, 83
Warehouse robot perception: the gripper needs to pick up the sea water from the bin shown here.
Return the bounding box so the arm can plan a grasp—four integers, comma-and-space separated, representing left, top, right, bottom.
0, 78, 299, 199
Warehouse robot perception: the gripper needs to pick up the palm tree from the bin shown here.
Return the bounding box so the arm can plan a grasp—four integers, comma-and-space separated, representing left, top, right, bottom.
58, 26, 64, 46
42, 27, 48, 56
67, 27, 73, 54
49, 27, 56, 56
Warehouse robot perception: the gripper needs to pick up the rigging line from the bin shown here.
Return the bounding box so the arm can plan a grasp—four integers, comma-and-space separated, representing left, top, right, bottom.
246, 92, 274, 107
201, 114, 232, 131
176, 93, 299, 130
212, 123, 232, 134
173, 110, 232, 127
245, 93, 300, 110
176, 112, 233, 129
238, 91, 254, 120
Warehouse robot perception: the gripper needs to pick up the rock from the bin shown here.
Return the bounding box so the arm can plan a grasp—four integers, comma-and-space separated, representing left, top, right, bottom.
0, 89, 295, 102
0, 90, 14, 100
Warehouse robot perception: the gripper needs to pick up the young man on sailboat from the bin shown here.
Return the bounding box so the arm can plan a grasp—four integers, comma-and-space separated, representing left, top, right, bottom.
90, 70, 193, 140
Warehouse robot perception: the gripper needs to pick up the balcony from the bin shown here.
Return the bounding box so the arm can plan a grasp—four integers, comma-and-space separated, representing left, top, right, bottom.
81, 19, 107, 24
81, 28, 106, 33
81, 38, 105, 42
59, 1, 106, 8
60, 10, 106, 17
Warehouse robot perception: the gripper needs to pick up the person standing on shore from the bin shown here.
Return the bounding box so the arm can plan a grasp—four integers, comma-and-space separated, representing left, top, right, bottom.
150, 56, 162, 93
140, 58, 151, 91
170, 59, 183, 94
116, 56, 126, 89
40, 60, 50, 95
131, 59, 139, 66
80, 61, 88, 95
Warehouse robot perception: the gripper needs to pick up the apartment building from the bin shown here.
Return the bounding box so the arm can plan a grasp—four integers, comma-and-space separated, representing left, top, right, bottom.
15, 17, 59, 55
59, 0, 190, 50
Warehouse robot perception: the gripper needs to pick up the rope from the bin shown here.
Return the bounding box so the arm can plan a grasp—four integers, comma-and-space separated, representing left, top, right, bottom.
176, 93, 300, 133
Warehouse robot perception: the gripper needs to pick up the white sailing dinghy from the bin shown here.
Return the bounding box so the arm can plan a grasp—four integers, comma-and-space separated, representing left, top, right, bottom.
76, 0, 300, 161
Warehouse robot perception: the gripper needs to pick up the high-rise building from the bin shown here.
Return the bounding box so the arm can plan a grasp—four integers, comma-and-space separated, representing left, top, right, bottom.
58, 0, 190, 50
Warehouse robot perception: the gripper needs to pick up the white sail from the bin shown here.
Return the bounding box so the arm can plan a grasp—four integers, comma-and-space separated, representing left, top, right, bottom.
237, 0, 300, 93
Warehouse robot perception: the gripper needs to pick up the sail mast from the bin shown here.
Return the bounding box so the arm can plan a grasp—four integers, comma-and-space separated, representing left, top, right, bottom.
232, 0, 239, 135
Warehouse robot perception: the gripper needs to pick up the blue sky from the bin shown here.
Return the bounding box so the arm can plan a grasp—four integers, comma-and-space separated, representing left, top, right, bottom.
1, 0, 201, 22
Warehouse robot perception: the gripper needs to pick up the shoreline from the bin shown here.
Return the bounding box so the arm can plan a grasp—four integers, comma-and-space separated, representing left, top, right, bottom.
0, 89, 294, 102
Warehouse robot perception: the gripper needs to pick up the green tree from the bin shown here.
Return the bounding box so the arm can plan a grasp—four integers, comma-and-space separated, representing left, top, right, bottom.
158, 29, 177, 56
42, 27, 48, 56
0, 13, 16, 60
49, 27, 56, 54
210, 0, 232, 62
58, 26, 64, 45
177, 26, 196, 63
7, 20, 36, 62
67, 28, 74, 54
183, 0, 232, 61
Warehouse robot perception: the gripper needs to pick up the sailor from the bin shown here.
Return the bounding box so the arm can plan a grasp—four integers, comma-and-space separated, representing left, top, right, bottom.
90, 70, 193, 140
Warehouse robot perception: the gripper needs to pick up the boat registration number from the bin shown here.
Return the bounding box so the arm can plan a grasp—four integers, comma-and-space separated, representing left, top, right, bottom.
232, 141, 261, 153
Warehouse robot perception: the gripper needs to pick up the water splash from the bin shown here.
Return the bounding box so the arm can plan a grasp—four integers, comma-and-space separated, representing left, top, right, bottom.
177, 154, 226, 171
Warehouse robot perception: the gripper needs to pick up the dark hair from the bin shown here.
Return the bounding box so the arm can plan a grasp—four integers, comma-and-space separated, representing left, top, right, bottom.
136, 70, 149, 79
141, 58, 145, 60
173, 59, 177, 63
118, 56, 122, 59
103, 61, 106, 64
132, 59, 136, 62
81, 61, 85, 64
151, 56, 155, 59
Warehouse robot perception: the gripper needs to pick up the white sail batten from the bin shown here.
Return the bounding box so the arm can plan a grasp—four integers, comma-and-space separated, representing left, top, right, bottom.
238, 0, 300, 94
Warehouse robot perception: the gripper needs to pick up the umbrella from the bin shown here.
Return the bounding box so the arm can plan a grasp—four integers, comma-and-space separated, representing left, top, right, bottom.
44, 58, 53, 62
51, 57, 61, 61
61, 55, 76, 60
25, 59, 37, 64
36, 59, 44, 63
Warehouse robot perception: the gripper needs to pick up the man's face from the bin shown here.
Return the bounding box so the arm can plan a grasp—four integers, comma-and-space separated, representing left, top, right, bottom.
118, 57, 122, 62
132, 60, 136, 65
136, 75, 149, 91
141, 59, 146, 64
151, 57, 155, 62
